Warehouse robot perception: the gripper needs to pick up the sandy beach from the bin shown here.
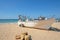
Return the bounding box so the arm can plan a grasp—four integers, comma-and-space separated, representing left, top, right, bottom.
0, 23, 60, 40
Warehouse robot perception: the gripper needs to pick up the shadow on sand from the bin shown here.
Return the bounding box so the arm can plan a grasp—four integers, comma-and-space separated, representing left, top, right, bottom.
20, 26, 60, 32
49, 27, 60, 32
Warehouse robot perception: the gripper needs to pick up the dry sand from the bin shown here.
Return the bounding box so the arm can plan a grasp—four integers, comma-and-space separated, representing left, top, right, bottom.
0, 23, 60, 40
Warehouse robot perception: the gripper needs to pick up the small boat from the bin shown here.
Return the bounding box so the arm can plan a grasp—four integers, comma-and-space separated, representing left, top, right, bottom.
18, 15, 56, 30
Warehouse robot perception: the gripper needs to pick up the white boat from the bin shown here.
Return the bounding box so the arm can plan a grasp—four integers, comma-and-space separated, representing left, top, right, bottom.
18, 20, 37, 27
18, 15, 56, 30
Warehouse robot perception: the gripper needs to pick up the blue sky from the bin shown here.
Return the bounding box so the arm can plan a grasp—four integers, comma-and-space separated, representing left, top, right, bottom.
0, 0, 60, 19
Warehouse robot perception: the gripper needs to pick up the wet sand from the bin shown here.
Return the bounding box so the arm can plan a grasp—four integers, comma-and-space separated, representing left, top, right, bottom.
0, 23, 60, 40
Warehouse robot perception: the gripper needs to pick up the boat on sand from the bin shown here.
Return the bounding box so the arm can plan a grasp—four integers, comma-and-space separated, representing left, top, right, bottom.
18, 15, 56, 30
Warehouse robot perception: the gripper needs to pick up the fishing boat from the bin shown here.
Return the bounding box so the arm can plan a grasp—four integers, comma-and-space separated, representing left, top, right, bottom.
18, 15, 56, 30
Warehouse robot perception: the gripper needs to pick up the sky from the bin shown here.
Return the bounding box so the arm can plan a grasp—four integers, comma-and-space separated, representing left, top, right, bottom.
0, 0, 60, 19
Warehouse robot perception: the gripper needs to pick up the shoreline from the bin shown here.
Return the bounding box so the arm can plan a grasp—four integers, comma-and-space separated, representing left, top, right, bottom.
0, 22, 18, 24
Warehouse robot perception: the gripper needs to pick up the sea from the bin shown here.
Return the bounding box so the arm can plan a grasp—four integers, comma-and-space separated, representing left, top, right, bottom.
0, 19, 18, 23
